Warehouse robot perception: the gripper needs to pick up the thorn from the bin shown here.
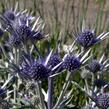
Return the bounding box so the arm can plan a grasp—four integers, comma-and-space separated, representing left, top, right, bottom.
32, 17, 40, 30
44, 49, 53, 66
80, 49, 91, 63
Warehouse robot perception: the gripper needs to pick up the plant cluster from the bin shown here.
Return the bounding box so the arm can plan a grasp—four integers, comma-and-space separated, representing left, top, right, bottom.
0, 2, 109, 109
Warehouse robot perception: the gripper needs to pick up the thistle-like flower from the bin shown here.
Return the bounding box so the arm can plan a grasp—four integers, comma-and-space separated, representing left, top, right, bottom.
45, 52, 63, 76
94, 79, 107, 88
85, 55, 109, 73
62, 55, 81, 72
61, 49, 91, 73
16, 52, 51, 81
97, 93, 109, 109
4, 10, 15, 21
76, 29, 109, 49
47, 53, 62, 69
20, 61, 50, 80
15, 19, 44, 43
0, 7, 45, 46
85, 60, 102, 73
16, 24, 31, 42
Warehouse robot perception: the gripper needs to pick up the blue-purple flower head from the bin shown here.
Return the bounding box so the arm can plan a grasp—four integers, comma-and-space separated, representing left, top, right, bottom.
85, 60, 102, 73
97, 93, 109, 109
76, 29, 109, 49
21, 61, 50, 80
19, 53, 50, 81
47, 53, 62, 69
85, 55, 109, 73
45, 52, 63, 75
16, 24, 31, 42
62, 55, 81, 73
4, 10, 15, 21
61, 49, 91, 73
76, 29, 98, 49
1, 8, 45, 46
94, 79, 107, 88
13, 17, 45, 43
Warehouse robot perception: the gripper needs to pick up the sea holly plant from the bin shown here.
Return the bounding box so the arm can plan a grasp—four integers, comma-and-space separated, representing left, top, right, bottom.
76, 29, 109, 49
0, 4, 109, 109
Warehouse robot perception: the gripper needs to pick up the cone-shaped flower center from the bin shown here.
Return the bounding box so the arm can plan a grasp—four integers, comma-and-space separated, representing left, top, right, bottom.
86, 60, 102, 73
62, 55, 81, 72
21, 61, 50, 80
76, 29, 98, 48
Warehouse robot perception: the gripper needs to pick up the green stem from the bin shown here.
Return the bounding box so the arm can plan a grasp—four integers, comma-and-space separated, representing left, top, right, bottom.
53, 72, 71, 109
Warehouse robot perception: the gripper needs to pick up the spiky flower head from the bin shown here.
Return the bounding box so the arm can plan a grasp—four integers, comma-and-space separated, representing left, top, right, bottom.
1, 8, 45, 46
94, 79, 107, 88
85, 60, 102, 73
45, 52, 63, 75
97, 93, 109, 109
20, 61, 50, 80
4, 10, 15, 21
47, 53, 62, 69
16, 24, 31, 42
13, 16, 44, 43
62, 55, 81, 73
76, 29, 98, 48
17, 52, 51, 81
